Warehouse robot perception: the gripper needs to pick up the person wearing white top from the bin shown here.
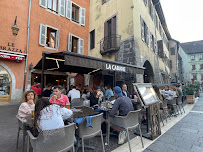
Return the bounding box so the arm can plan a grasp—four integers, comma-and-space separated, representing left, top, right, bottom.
160, 85, 175, 100
33, 98, 73, 136
67, 86, 80, 101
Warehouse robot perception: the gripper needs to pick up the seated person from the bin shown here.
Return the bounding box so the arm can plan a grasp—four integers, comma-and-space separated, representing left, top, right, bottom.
67, 86, 80, 101
89, 86, 102, 107
109, 86, 134, 145
49, 86, 69, 107
33, 98, 73, 136
18, 90, 38, 118
104, 85, 114, 100
160, 85, 174, 100
42, 83, 53, 98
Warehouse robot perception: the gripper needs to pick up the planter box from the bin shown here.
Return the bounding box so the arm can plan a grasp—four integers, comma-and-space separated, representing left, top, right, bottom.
186, 95, 195, 104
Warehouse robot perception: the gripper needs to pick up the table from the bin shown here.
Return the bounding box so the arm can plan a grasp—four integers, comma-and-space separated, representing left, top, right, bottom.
72, 106, 98, 118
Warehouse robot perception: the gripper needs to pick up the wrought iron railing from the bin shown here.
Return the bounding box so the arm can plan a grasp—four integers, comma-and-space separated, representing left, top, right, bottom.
100, 34, 121, 55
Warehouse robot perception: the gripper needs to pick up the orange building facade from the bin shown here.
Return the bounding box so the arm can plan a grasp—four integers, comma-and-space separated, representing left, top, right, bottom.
0, 0, 90, 104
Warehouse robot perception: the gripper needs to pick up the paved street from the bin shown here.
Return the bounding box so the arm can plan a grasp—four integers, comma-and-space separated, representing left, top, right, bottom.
144, 94, 203, 152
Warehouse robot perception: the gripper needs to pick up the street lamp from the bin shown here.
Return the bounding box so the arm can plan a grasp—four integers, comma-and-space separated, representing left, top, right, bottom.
11, 16, 19, 36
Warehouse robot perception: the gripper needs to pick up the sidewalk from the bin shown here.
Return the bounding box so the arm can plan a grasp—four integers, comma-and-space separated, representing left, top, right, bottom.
143, 94, 203, 152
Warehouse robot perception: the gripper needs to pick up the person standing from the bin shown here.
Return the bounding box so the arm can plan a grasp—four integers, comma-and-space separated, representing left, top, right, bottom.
67, 86, 80, 101
49, 86, 69, 107
122, 84, 130, 98
31, 83, 41, 96
42, 83, 53, 98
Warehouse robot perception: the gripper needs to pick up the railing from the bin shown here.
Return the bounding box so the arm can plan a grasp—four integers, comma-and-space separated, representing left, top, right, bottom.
100, 34, 121, 55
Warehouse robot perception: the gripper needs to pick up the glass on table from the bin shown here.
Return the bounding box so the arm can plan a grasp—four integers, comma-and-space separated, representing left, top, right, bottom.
31, 109, 34, 118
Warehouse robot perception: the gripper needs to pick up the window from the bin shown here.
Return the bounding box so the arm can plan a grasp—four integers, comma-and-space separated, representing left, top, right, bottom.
102, 0, 109, 4
39, 0, 65, 17
66, 0, 86, 26
39, 24, 59, 49
191, 55, 195, 60
90, 30, 95, 50
141, 17, 149, 47
68, 33, 84, 54
199, 54, 203, 60
193, 74, 197, 80
192, 65, 196, 70
155, 14, 158, 30
148, 0, 153, 20
143, 0, 147, 6
200, 64, 203, 70
170, 48, 175, 55
201, 74, 203, 80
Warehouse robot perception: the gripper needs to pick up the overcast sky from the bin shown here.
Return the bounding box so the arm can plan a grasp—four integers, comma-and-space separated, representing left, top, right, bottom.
160, 0, 203, 43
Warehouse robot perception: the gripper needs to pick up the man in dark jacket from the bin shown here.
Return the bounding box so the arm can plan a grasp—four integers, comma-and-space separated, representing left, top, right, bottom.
122, 84, 130, 98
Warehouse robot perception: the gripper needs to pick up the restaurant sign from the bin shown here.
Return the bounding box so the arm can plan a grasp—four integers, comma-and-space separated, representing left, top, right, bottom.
105, 64, 126, 72
0, 52, 25, 61
0, 42, 26, 54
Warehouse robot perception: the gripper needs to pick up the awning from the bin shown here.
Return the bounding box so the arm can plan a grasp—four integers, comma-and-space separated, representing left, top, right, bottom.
34, 51, 145, 75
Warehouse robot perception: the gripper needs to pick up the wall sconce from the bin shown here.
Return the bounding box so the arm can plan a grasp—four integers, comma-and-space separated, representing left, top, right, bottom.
29, 63, 33, 70
11, 16, 19, 36
163, 54, 168, 61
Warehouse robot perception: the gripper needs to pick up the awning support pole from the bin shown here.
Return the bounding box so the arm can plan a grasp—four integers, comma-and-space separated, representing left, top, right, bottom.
41, 52, 45, 96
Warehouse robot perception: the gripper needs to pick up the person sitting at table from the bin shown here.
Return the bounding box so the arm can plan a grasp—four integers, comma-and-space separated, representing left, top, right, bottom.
109, 86, 134, 145
42, 83, 53, 98
18, 90, 38, 119
160, 85, 174, 100
33, 98, 73, 136
89, 86, 102, 107
67, 86, 80, 101
104, 85, 114, 100
49, 86, 69, 107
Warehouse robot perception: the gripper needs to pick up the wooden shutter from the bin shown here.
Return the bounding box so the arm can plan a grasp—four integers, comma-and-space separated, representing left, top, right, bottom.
140, 17, 145, 41
55, 29, 59, 49
68, 33, 72, 52
58, 0, 65, 17
154, 37, 157, 53
157, 40, 164, 58
39, 0, 47, 8
111, 16, 117, 48
80, 7, 86, 26
78, 38, 84, 54
39, 24, 47, 46
146, 27, 150, 47
150, 33, 153, 51
66, 0, 72, 20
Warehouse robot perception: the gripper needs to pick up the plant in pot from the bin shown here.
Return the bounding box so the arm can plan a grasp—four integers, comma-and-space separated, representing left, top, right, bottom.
194, 81, 200, 97
185, 83, 195, 104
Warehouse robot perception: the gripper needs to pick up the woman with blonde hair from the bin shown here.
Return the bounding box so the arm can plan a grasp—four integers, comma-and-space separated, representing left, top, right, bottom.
18, 90, 38, 118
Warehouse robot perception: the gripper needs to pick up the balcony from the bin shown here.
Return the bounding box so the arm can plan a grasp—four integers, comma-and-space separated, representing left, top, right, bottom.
100, 34, 121, 55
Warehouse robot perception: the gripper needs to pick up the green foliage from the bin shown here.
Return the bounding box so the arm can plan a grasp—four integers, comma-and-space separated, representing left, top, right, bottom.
185, 83, 195, 95
194, 81, 201, 92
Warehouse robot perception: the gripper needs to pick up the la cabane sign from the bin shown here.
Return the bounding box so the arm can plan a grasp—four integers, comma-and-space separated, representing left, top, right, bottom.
105, 64, 126, 72
0, 52, 25, 61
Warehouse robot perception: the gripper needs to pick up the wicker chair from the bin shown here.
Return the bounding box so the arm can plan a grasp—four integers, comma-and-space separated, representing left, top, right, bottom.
77, 113, 105, 152
71, 98, 84, 108
16, 115, 27, 152
27, 123, 76, 152
110, 109, 144, 152
176, 95, 185, 114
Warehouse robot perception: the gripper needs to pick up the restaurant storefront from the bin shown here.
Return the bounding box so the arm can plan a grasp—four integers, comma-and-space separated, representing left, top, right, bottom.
34, 51, 145, 94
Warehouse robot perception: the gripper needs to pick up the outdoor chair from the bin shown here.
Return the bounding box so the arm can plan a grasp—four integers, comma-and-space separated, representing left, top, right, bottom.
110, 109, 144, 152
167, 98, 179, 116
16, 115, 27, 152
76, 113, 105, 152
27, 123, 76, 152
160, 99, 171, 123
71, 98, 84, 108
158, 103, 165, 126
176, 95, 185, 114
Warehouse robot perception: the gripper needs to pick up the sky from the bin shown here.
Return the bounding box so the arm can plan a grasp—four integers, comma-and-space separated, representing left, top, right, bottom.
160, 0, 203, 43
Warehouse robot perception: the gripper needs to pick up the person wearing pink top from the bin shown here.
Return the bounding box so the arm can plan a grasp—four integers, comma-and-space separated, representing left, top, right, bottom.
49, 86, 69, 107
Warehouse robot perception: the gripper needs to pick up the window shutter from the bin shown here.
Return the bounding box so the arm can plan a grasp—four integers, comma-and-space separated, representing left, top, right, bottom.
39, 24, 47, 46
58, 0, 65, 17
66, 0, 72, 20
78, 38, 84, 54
39, 0, 47, 8
154, 37, 157, 53
147, 27, 150, 47
80, 7, 86, 26
150, 33, 153, 51
140, 17, 145, 41
68, 33, 72, 52
55, 29, 59, 49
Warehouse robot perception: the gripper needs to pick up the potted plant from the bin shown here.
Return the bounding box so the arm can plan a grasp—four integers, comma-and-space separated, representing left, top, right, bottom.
185, 83, 195, 104
194, 81, 200, 97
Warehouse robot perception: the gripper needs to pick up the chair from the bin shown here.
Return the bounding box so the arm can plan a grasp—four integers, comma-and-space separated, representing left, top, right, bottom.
16, 115, 27, 152
27, 123, 76, 152
167, 98, 179, 116
176, 95, 185, 114
160, 99, 171, 123
77, 113, 105, 152
71, 98, 84, 108
110, 109, 144, 152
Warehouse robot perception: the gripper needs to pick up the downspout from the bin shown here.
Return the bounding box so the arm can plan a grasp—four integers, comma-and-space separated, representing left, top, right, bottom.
23, 0, 31, 91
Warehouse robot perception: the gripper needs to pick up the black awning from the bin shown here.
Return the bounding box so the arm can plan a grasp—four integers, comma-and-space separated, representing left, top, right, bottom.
34, 51, 145, 75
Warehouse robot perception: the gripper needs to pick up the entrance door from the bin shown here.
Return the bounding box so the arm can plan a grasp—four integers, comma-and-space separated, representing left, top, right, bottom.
0, 66, 11, 104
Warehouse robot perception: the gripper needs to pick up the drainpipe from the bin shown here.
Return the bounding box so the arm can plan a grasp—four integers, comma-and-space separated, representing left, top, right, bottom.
23, 0, 31, 91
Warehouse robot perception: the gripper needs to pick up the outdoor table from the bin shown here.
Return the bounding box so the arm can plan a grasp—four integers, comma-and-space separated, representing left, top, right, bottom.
72, 106, 98, 118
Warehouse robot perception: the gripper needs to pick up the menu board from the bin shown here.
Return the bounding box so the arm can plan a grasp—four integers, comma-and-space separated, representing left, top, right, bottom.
133, 83, 160, 106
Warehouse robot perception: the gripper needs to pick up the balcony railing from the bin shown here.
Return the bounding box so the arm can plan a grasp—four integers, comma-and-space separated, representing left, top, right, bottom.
100, 34, 121, 55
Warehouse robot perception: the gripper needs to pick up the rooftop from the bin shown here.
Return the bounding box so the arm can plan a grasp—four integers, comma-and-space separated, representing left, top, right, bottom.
181, 40, 203, 54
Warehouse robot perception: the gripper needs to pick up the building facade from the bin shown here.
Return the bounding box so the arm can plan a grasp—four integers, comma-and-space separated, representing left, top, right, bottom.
89, 0, 171, 89
0, 0, 90, 104
181, 40, 203, 84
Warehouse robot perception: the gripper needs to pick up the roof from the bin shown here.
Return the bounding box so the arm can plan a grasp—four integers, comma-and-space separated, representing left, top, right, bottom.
180, 40, 203, 54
